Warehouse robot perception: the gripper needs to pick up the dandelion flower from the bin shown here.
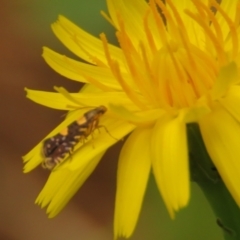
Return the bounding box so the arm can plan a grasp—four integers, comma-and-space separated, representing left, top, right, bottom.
24, 0, 240, 238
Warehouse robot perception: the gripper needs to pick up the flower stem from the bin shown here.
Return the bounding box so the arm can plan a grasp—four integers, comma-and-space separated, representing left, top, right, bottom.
187, 123, 240, 240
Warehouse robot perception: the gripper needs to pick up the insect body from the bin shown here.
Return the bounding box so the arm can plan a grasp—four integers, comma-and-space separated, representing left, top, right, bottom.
42, 105, 107, 170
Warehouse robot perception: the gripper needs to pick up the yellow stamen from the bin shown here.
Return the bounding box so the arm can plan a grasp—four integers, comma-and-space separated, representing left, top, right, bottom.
100, 33, 148, 110
100, 10, 116, 29
78, 72, 114, 92
210, 0, 238, 61
139, 42, 159, 104
112, 60, 148, 110
193, 0, 223, 47
184, 9, 226, 65
155, 0, 179, 41
155, 0, 210, 103
166, 44, 189, 107
143, 9, 157, 54
71, 34, 107, 67
154, 0, 199, 107
165, 0, 189, 41
54, 18, 107, 66
116, 32, 146, 95
173, 1, 217, 96
149, 0, 167, 45
54, 86, 82, 106
63, 55, 114, 91
115, 14, 158, 106
99, 33, 116, 69
165, 1, 207, 101
234, 2, 240, 26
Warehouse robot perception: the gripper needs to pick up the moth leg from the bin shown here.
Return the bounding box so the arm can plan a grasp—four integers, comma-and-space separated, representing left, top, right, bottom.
97, 125, 119, 141
88, 134, 95, 149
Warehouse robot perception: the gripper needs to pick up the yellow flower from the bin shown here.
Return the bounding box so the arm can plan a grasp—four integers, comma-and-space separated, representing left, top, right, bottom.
24, 0, 240, 238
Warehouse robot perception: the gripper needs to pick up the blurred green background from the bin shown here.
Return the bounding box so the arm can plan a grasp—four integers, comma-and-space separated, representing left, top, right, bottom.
0, 0, 224, 239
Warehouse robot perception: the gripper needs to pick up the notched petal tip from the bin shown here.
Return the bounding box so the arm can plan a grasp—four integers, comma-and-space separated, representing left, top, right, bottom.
114, 127, 151, 238
151, 115, 189, 217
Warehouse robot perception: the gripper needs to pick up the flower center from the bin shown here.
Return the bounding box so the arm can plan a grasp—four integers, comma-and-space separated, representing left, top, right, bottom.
151, 39, 217, 110
101, 0, 239, 114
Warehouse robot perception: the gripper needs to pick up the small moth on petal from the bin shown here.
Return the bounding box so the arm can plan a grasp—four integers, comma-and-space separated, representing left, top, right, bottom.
42, 105, 107, 170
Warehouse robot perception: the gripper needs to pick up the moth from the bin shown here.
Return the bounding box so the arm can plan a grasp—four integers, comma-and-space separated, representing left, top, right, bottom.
42, 105, 107, 170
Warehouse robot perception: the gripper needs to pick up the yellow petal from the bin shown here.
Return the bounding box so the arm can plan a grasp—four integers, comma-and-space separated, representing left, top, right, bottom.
169, 0, 206, 48
52, 15, 126, 67
170, 0, 201, 22
22, 144, 42, 171
48, 152, 105, 217
114, 127, 151, 239
36, 167, 71, 207
199, 104, 240, 206
26, 88, 136, 111
36, 118, 134, 214
214, 0, 239, 39
80, 83, 106, 93
25, 88, 78, 110
219, 0, 239, 19
43, 47, 121, 90
151, 113, 189, 218
37, 151, 105, 217
106, 0, 148, 47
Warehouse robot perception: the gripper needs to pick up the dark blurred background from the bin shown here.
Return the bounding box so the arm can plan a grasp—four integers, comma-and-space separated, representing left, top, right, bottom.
0, 0, 224, 239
